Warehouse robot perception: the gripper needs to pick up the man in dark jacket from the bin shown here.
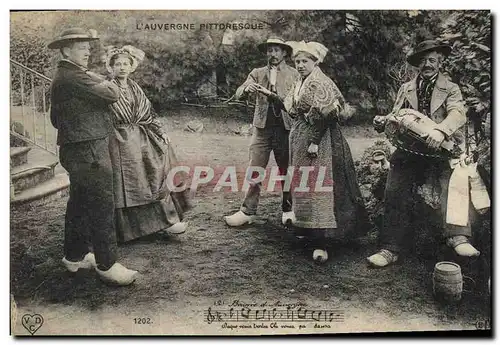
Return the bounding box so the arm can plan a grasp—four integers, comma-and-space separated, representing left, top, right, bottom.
224, 37, 299, 227
367, 39, 480, 268
49, 28, 137, 285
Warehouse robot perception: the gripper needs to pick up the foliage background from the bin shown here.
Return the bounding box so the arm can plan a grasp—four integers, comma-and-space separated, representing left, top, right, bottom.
10, 10, 491, 123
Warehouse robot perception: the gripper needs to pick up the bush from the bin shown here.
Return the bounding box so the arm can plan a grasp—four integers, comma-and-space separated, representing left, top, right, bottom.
355, 140, 392, 229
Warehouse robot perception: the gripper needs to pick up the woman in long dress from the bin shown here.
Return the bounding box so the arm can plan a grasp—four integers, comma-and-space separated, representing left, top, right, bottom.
106, 46, 191, 243
260, 41, 368, 262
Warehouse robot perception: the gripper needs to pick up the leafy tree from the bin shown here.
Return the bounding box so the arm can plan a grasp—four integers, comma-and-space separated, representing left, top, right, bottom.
440, 11, 491, 138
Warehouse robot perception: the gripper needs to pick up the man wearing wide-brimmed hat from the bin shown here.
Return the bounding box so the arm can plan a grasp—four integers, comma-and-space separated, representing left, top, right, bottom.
49, 28, 138, 285
224, 37, 299, 227
367, 39, 480, 268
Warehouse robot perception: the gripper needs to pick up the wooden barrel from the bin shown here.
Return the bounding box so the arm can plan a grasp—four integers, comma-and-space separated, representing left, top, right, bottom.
433, 261, 463, 303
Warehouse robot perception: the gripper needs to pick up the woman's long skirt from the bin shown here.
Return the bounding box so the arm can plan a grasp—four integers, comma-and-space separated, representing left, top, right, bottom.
115, 190, 189, 243
289, 118, 368, 240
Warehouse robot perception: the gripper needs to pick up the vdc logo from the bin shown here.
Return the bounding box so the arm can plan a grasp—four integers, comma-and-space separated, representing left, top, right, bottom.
21, 314, 44, 335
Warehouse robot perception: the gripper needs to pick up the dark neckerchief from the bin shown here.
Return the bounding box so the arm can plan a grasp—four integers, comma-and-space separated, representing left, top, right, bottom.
416, 73, 438, 116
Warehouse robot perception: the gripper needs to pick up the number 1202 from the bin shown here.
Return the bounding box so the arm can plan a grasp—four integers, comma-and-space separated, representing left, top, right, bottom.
134, 318, 152, 324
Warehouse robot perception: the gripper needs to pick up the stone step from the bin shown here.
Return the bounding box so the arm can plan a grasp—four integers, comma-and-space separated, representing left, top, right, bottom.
26, 145, 66, 176
11, 160, 59, 193
11, 173, 70, 207
10, 147, 31, 168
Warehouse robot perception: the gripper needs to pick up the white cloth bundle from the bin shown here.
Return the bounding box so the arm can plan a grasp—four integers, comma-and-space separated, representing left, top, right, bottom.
446, 157, 490, 226
469, 162, 490, 214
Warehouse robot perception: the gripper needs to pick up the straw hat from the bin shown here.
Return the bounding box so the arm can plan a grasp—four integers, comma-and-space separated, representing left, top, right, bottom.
257, 37, 293, 56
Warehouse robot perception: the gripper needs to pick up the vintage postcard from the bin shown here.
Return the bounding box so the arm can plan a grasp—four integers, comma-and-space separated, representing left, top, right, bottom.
9, 9, 491, 336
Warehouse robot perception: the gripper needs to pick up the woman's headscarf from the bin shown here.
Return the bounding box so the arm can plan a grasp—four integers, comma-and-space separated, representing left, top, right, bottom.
105, 45, 145, 74
286, 41, 329, 63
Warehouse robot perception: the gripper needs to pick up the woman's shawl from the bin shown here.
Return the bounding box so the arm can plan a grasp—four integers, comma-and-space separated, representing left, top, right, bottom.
110, 78, 166, 139
110, 78, 153, 125
284, 66, 345, 120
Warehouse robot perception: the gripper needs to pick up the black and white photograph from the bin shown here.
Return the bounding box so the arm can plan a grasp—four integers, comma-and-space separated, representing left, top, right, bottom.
8, 9, 492, 335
